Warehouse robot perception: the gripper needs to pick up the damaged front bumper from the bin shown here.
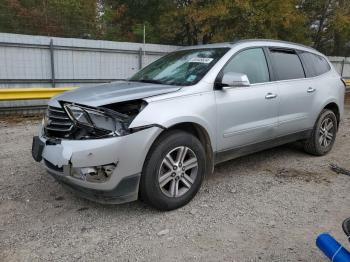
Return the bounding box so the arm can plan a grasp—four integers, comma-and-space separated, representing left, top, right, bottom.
32, 126, 162, 204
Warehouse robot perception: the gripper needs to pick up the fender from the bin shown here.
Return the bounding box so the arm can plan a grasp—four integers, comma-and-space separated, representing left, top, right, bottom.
317, 98, 342, 121
129, 92, 218, 151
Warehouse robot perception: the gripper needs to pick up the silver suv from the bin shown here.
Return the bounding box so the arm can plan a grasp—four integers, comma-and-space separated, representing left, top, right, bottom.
32, 40, 345, 210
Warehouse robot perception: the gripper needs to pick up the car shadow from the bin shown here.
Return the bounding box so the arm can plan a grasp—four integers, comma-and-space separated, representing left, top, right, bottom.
210, 142, 307, 179
60, 142, 310, 215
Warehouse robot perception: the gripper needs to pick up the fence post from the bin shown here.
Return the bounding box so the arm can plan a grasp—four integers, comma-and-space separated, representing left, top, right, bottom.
49, 39, 56, 87
138, 47, 143, 69
340, 58, 345, 77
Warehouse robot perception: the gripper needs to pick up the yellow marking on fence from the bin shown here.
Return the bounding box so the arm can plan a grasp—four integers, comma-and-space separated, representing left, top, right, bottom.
0, 87, 76, 101
345, 79, 350, 86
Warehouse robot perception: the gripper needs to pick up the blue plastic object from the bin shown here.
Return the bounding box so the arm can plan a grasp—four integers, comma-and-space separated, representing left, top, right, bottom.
316, 233, 350, 261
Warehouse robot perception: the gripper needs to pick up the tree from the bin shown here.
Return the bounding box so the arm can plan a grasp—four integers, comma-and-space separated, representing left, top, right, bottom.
331, 1, 350, 56
99, 0, 174, 43
0, 0, 349, 55
299, 0, 350, 55
0, 0, 99, 38
158, 0, 309, 45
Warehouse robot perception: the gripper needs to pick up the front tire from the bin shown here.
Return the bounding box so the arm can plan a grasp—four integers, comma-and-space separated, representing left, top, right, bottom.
139, 130, 206, 211
304, 109, 337, 156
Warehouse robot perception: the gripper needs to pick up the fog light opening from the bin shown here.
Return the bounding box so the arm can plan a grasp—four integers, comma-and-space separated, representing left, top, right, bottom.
72, 163, 117, 183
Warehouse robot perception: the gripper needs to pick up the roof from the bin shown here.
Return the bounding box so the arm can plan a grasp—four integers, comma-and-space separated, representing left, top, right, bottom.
178, 39, 321, 56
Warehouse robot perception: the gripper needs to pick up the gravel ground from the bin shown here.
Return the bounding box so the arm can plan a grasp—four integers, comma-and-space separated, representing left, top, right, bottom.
1, 99, 350, 262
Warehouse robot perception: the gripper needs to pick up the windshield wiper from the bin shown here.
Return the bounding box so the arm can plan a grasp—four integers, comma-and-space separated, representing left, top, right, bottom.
130, 79, 164, 85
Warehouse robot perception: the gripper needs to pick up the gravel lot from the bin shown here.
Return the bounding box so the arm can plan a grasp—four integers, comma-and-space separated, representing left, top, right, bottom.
1, 98, 350, 262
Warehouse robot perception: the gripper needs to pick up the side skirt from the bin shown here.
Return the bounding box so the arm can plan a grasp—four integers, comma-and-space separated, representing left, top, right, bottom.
214, 130, 312, 165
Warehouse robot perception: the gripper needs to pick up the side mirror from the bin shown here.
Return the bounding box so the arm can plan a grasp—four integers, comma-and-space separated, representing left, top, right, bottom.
217, 72, 250, 89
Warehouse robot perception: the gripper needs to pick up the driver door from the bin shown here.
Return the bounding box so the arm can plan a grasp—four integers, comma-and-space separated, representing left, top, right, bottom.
215, 48, 279, 152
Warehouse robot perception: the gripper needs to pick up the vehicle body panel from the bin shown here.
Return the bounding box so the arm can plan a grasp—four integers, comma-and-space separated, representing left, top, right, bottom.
41, 126, 162, 191
49, 81, 181, 108
214, 83, 279, 150
131, 88, 218, 149
275, 77, 316, 136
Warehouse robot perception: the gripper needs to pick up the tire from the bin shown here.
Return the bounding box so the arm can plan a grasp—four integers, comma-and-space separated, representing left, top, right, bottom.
139, 130, 206, 211
304, 109, 337, 156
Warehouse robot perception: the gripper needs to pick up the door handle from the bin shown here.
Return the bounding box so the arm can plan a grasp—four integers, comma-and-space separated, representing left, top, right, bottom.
307, 87, 316, 93
265, 93, 277, 99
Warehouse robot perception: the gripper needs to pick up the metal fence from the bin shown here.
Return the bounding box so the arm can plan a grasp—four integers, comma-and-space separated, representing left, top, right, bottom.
328, 56, 350, 78
0, 33, 179, 114
0, 33, 179, 88
0, 33, 349, 115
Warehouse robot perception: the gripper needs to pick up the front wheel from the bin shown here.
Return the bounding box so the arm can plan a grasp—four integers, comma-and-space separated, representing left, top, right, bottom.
139, 130, 206, 211
304, 109, 337, 156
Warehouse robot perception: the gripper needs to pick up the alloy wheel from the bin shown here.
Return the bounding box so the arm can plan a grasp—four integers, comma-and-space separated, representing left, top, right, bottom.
318, 117, 335, 148
158, 146, 198, 198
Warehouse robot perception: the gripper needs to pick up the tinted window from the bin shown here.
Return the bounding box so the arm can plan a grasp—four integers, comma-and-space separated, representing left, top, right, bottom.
269, 50, 305, 80
223, 48, 270, 84
299, 52, 331, 77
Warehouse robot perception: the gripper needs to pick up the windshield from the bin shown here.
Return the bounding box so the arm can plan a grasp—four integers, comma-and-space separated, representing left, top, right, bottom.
129, 48, 230, 86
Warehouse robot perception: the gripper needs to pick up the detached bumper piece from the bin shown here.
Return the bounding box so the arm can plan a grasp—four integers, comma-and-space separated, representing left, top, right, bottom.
47, 165, 141, 204
32, 136, 45, 162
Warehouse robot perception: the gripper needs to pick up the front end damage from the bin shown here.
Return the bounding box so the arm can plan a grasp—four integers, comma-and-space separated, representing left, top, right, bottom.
33, 99, 163, 204
44, 99, 148, 140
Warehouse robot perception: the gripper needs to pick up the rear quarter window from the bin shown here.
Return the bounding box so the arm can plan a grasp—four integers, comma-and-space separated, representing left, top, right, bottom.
299, 52, 331, 77
269, 49, 305, 81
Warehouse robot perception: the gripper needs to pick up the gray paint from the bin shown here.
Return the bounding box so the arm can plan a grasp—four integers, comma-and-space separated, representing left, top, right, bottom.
50, 81, 181, 107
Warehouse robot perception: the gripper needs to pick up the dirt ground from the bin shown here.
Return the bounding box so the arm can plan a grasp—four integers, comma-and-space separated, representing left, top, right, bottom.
1, 99, 350, 262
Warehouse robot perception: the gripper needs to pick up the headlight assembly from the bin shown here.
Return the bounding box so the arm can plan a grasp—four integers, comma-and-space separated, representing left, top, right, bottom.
62, 102, 130, 137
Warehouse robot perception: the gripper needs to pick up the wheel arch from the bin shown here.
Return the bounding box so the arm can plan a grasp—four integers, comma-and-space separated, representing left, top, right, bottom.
147, 121, 215, 176
323, 102, 340, 128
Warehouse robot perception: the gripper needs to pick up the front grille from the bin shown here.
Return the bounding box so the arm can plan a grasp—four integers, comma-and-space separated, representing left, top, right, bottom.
44, 106, 74, 138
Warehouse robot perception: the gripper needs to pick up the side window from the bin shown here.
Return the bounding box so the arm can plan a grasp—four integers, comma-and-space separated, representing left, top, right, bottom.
222, 48, 270, 84
299, 52, 331, 77
269, 49, 305, 80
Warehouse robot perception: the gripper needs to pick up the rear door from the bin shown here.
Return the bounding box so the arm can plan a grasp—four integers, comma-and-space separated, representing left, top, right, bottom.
215, 48, 279, 151
298, 51, 334, 123
268, 48, 315, 136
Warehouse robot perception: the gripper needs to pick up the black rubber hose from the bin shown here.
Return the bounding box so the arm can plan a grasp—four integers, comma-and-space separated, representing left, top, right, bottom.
342, 217, 350, 240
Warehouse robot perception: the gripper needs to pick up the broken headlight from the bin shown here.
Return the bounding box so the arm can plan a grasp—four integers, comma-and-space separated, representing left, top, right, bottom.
62, 102, 130, 137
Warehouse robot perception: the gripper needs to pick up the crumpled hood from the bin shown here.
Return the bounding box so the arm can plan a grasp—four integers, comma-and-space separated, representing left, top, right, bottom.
49, 81, 181, 107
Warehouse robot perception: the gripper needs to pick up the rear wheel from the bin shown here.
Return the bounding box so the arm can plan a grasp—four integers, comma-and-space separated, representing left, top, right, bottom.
304, 109, 337, 156
140, 130, 206, 211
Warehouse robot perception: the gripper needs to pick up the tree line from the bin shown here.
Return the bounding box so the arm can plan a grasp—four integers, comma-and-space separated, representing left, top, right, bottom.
0, 0, 349, 56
